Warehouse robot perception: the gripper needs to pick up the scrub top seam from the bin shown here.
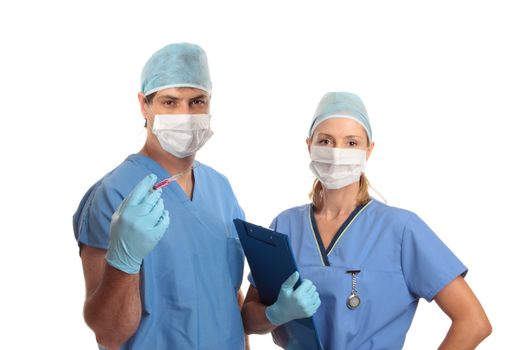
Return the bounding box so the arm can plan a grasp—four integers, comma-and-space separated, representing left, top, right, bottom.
327, 199, 373, 256
308, 206, 328, 266
308, 200, 372, 266
399, 213, 415, 293
190, 160, 200, 203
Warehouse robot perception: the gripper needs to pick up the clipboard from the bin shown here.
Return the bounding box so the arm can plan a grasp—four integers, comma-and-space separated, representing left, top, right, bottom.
234, 219, 324, 350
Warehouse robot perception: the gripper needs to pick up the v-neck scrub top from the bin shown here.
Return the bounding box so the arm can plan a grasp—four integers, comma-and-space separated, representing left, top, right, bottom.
252, 199, 467, 350
73, 154, 246, 350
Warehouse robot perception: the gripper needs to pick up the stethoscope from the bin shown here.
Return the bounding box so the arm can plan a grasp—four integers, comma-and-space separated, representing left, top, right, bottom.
346, 270, 361, 310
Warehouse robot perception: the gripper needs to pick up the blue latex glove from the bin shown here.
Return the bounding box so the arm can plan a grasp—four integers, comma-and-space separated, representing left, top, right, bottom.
265, 272, 321, 326
106, 174, 170, 274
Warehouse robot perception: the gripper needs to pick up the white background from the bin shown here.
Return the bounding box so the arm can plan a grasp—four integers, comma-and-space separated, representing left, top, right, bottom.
1, 0, 523, 348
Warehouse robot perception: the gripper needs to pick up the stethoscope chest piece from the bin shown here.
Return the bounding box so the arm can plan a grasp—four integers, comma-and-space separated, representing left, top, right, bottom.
347, 293, 361, 309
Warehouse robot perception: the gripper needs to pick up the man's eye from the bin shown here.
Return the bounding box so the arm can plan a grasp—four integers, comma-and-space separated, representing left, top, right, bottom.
191, 99, 206, 105
163, 101, 174, 106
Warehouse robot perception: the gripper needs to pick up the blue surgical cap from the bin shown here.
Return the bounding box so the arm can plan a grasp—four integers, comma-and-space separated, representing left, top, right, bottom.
140, 43, 212, 96
309, 92, 372, 141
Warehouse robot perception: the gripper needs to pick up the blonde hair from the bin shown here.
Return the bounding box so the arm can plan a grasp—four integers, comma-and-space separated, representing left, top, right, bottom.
309, 175, 370, 210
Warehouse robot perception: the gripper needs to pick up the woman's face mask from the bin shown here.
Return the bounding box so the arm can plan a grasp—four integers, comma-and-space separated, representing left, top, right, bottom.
309, 145, 367, 189
308, 118, 371, 189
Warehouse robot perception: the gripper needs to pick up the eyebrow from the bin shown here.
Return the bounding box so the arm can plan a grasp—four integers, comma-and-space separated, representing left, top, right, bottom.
157, 94, 209, 101
317, 133, 363, 139
189, 94, 209, 102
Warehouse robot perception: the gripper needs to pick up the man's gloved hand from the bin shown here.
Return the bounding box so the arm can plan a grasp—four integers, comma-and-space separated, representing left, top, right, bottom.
265, 271, 321, 326
106, 174, 170, 274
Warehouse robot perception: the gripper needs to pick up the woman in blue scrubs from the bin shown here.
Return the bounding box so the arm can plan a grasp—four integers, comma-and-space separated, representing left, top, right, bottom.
242, 92, 492, 349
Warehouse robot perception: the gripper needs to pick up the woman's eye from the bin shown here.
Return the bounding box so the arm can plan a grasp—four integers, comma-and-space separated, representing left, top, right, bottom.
319, 139, 331, 145
348, 141, 357, 147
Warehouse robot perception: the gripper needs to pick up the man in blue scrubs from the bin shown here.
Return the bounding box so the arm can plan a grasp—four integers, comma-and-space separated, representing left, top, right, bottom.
73, 43, 246, 350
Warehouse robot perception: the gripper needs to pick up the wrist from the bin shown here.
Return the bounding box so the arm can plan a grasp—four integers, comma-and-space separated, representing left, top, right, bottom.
104, 262, 141, 280
105, 246, 142, 274
265, 304, 284, 326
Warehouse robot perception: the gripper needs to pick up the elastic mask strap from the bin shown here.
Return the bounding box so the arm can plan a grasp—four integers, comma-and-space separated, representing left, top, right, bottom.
368, 181, 388, 204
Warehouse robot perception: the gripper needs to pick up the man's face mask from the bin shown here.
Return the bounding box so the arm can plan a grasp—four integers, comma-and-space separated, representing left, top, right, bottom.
151, 114, 213, 158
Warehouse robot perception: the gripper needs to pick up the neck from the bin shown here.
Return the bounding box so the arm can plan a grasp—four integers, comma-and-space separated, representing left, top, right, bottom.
317, 182, 360, 219
139, 142, 195, 181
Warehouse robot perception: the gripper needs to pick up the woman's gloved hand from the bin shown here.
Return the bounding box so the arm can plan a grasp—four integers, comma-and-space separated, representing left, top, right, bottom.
106, 174, 170, 274
265, 271, 321, 326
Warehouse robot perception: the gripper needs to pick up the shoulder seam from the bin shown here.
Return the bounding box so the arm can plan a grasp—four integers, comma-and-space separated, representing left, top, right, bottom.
400, 212, 415, 291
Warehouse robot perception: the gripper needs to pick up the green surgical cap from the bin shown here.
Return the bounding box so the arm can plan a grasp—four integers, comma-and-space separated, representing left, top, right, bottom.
140, 43, 212, 96
309, 92, 372, 141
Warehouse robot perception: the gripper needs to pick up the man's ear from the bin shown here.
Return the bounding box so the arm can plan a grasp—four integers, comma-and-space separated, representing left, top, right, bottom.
138, 92, 149, 128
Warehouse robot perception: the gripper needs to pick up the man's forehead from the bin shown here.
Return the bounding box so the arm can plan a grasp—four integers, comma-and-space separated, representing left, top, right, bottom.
156, 87, 210, 99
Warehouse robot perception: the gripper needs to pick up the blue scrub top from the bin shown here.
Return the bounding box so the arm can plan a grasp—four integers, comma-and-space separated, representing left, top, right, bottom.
251, 199, 467, 350
73, 154, 246, 350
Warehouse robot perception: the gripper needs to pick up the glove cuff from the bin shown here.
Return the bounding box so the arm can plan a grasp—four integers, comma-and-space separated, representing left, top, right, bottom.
265, 304, 285, 326
105, 246, 142, 274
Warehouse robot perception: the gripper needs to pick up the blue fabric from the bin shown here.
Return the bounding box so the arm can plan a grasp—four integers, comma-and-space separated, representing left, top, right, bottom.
140, 43, 212, 95
73, 154, 245, 350
250, 199, 466, 350
309, 92, 372, 141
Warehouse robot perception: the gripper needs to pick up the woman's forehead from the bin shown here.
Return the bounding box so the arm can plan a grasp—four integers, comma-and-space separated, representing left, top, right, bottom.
314, 118, 367, 137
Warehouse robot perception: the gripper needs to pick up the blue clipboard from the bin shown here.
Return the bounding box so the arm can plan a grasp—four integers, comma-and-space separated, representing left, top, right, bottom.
234, 219, 324, 350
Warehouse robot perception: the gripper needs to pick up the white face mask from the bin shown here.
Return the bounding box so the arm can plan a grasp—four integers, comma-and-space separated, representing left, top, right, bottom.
152, 114, 213, 158
309, 146, 367, 189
